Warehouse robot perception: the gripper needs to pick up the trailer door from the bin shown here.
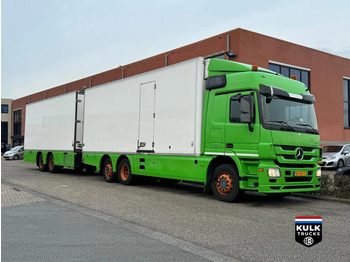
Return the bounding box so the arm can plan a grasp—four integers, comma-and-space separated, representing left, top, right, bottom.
74, 90, 85, 152
138, 81, 156, 152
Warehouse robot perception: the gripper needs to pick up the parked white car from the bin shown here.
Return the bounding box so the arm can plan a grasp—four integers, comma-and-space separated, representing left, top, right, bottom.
3, 146, 24, 160
319, 144, 350, 169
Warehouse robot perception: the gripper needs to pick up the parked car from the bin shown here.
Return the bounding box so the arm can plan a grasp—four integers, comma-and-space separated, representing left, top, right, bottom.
1, 143, 10, 155
318, 144, 350, 169
3, 146, 24, 160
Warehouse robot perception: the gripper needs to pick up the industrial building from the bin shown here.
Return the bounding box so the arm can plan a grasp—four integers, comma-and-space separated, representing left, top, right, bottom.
10, 28, 350, 146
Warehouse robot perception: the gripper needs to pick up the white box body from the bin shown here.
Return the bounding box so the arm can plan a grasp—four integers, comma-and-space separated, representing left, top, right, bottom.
83, 58, 205, 155
24, 92, 77, 151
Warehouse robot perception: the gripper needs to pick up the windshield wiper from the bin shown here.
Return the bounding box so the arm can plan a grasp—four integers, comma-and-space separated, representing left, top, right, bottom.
296, 123, 318, 134
266, 121, 296, 132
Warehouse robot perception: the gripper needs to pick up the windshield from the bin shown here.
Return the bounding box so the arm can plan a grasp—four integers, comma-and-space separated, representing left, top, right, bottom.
10, 146, 22, 151
323, 146, 342, 153
260, 95, 318, 134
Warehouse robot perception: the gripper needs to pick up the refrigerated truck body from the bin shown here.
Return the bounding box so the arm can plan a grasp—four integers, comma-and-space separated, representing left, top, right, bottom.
24, 58, 322, 202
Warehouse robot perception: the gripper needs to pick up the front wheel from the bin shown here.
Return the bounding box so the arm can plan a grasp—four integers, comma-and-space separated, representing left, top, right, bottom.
211, 164, 244, 202
13, 154, 19, 160
118, 158, 135, 185
337, 159, 345, 168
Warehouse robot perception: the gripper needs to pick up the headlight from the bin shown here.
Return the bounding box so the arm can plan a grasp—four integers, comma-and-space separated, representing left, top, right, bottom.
316, 169, 322, 177
326, 155, 336, 159
268, 168, 281, 178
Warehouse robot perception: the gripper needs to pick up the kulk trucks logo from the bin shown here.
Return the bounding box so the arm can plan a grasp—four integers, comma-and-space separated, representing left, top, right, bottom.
295, 216, 322, 247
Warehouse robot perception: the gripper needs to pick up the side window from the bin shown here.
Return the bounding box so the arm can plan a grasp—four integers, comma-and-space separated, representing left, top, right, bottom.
230, 98, 241, 123
343, 145, 350, 153
229, 94, 255, 123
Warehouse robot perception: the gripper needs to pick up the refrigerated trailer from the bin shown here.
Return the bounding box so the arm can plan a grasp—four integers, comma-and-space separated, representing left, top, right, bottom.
24, 58, 322, 202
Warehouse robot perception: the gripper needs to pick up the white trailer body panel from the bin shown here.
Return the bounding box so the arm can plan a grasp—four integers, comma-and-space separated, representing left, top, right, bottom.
24, 92, 77, 151
83, 58, 205, 155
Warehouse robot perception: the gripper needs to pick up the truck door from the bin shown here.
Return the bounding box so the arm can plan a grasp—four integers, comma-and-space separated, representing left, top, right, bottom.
224, 91, 260, 158
138, 81, 156, 152
74, 90, 85, 152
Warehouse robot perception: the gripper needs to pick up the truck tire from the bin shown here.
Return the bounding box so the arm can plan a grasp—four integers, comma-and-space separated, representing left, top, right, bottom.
118, 158, 135, 185
211, 164, 244, 202
48, 154, 59, 173
38, 153, 47, 172
103, 158, 117, 182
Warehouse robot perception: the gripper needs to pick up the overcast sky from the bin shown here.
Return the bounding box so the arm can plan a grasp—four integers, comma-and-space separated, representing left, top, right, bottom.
2, 0, 350, 99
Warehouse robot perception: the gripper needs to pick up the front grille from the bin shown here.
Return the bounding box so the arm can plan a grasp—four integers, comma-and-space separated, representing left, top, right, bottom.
275, 161, 315, 168
278, 145, 315, 152
274, 144, 319, 167
279, 154, 314, 160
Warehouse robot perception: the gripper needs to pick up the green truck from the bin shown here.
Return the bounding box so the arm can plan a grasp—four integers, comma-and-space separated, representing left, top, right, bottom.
24, 58, 321, 202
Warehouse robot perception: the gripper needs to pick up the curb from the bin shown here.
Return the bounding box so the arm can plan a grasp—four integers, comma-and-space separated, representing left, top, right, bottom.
292, 193, 350, 204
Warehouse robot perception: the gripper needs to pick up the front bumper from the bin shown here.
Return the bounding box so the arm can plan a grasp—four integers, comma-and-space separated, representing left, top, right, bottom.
242, 162, 321, 193
3, 155, 14, 160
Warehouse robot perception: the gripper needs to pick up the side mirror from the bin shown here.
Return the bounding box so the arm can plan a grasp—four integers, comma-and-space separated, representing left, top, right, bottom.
240, 94, 255, 131
343, 150, 349, 155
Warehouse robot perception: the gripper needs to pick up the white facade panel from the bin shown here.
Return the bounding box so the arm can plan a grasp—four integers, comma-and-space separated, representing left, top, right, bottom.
83, 58, 205, 155
24, 93, 77, 151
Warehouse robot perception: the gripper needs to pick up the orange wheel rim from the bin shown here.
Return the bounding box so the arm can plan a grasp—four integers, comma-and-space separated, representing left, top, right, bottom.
216, 172, 233, 195
49, 158, 54, 169
105, 163, 113, 179
120, 164, 129, 181
39, 155, 43, 168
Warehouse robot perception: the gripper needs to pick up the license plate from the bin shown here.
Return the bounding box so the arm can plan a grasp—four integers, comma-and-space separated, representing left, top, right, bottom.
317, 161, 324, 165
294, 171, 307, 177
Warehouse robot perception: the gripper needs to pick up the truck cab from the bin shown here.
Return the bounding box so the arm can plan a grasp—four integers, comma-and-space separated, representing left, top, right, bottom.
204, 59, 321, 202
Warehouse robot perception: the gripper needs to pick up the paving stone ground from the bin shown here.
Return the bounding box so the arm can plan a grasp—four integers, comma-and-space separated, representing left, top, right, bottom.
1, 183, 43, 207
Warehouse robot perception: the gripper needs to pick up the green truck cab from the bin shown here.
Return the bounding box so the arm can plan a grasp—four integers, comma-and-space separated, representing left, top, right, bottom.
204, 59, 321, 202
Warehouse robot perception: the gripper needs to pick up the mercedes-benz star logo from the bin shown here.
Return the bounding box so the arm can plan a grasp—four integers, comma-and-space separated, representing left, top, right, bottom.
296, 148, 304, 160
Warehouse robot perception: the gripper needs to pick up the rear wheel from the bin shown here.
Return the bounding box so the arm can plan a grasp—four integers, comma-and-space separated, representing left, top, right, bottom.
118, 158, 135, 185
48, 154, 59, 173
38, 153, 47, 172
103, 158, 116, 182
211, 164, 244, 202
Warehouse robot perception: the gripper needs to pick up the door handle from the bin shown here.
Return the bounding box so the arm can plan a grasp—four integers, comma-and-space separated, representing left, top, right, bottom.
226, 143, 233, 149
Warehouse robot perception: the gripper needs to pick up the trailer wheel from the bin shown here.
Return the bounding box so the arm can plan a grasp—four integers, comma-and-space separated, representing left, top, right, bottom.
103, 158, 116, 182
118, 158, 135, 185
48, 154, 59, 173
38, 153, 47, 172
211, 164, 244, 202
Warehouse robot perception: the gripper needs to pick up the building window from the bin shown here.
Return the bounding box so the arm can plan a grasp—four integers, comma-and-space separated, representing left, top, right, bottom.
1, 104, 8, 113
269, 62, 310, 90
344, 78, 350, 128
1, 122, 8, 144
13, 109, 22, 136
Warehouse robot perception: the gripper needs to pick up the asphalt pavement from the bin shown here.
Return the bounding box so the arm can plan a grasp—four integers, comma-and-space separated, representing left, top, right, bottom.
2, 184, 226, 262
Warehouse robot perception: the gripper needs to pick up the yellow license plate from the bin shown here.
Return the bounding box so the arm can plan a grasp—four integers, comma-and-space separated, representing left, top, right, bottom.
317, 161, 324, 165
294, 171, 307, 177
